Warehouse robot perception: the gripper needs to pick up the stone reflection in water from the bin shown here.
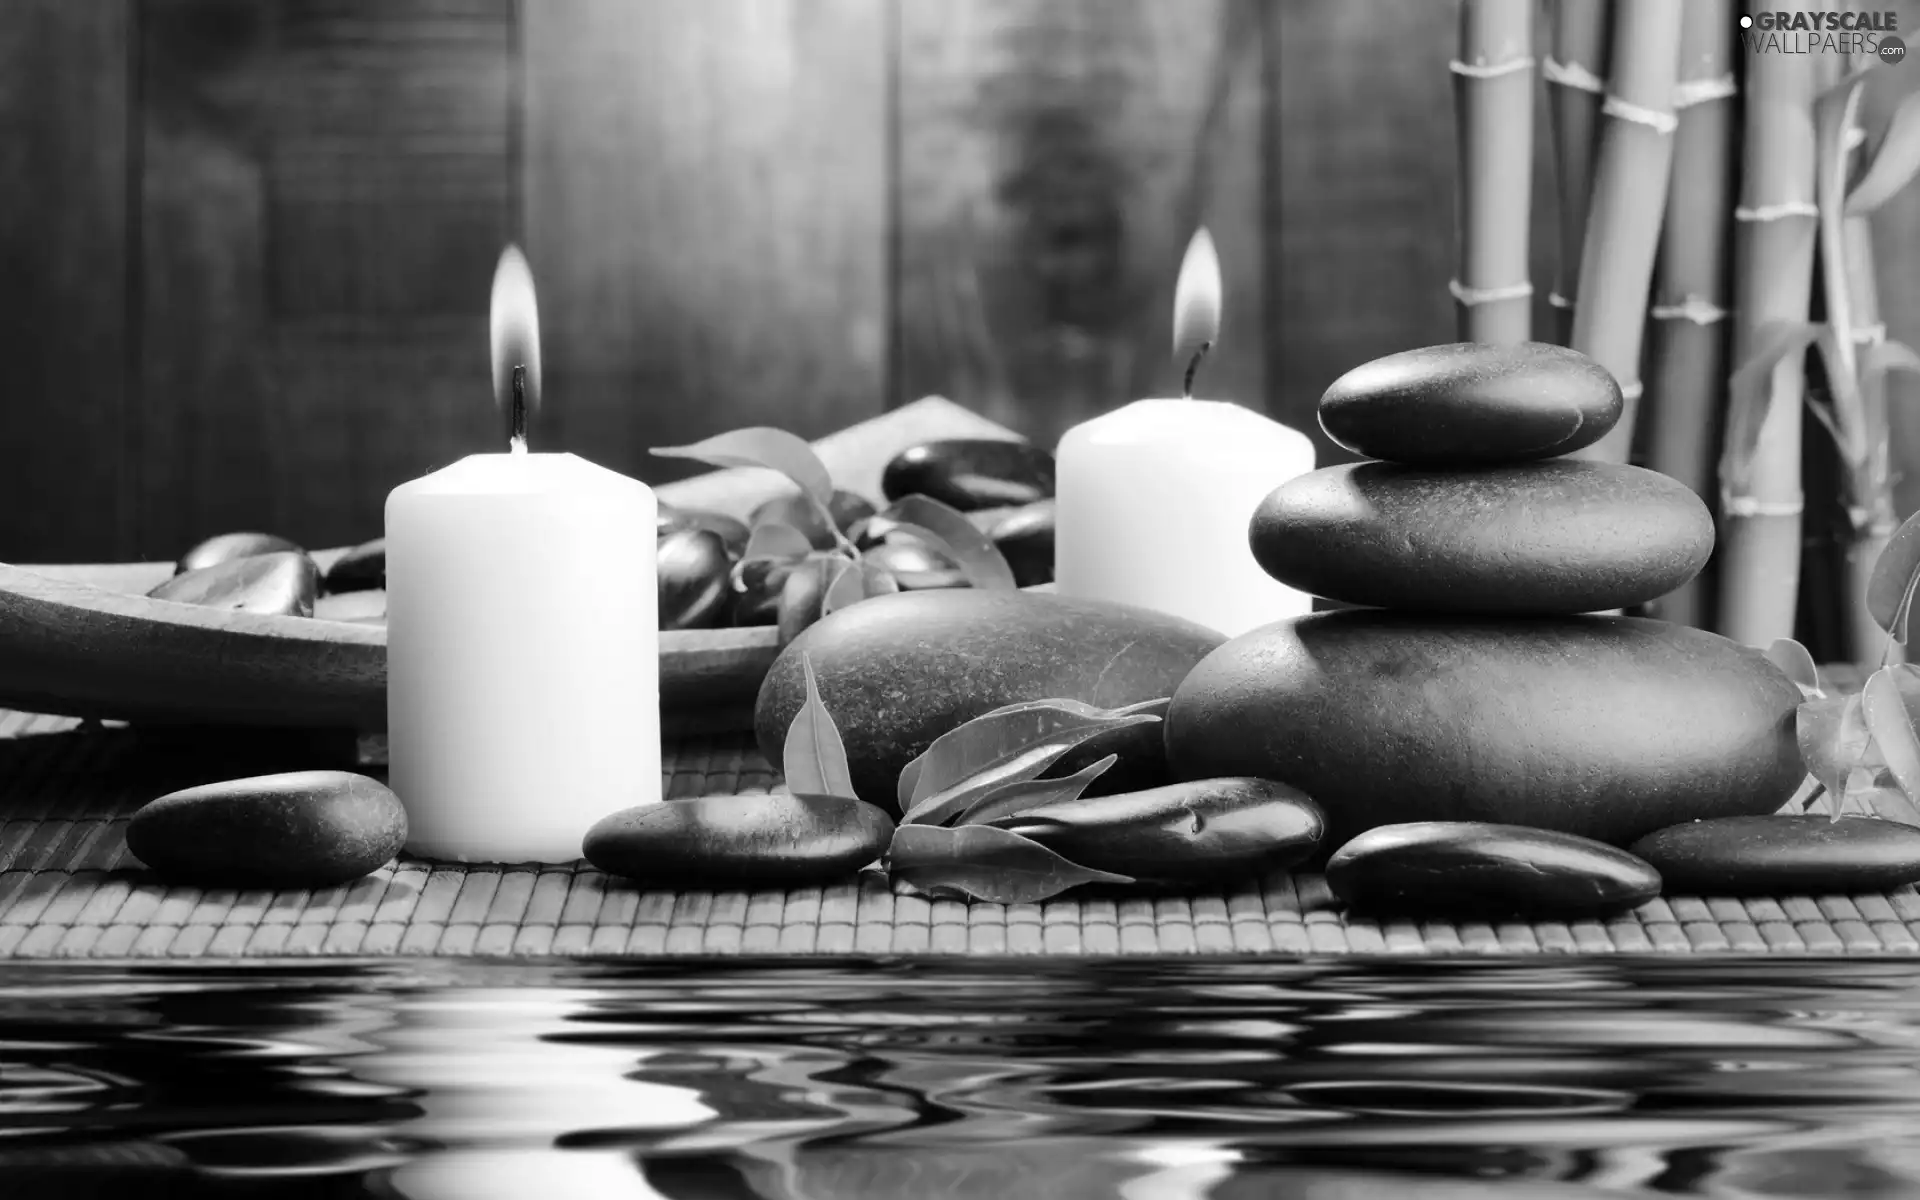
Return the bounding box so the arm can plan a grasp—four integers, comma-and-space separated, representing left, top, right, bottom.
350, 988, 715, 1200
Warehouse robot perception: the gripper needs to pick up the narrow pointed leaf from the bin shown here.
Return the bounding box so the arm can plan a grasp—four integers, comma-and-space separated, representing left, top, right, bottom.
954, 755, 1117, 826
782, 654, 856, 800
876, 495, 1018, 591
821, 557, 899, 617
1798, 692, 1884, 803
653, 428, 834, 508
1764, 639, 1824, 698
1866, 508, 1920, 642
740, 521, 814, 568
896, 756, 922, 815
907, 700, 1163, 807
1846, 88, 1920, 215
886, 823, 1133, 904
1845, 764, 1920, 827
904, 726, 1152, 828
1721, 322, 1827, 492
1862, 339, 1920, 388
1864, 667, 1920, 814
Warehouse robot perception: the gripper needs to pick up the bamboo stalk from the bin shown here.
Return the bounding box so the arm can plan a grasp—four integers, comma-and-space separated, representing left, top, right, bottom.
1639, 0, 1736, 628
1568, 0, 1685, 464
1452, 0, 1535, 344
1841, 145, 1902, 665
1715, 21, 1819, 648
1545, 0, 1613, 345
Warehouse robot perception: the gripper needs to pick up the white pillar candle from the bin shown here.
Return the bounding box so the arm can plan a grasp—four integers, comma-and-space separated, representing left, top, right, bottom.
1053, 227, 1317, 638
1055, 399, 1315, 638
384, 247, 661, 864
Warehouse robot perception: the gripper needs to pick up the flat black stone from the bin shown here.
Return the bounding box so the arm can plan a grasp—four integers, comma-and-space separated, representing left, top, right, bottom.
1319, 342, 1622, 465
1628, 815, 1920, 896
989, 499, 1055, 587
882, 438, 1055, 512
1248, 460, 1714, 613
322, 537, 386, 594
583, 793, 895, 889
1326, 821, 1662, 919
148, 552, 319, 618
176, 531, 306, 576
127, 771, 406, 890
658, 528, 732, 630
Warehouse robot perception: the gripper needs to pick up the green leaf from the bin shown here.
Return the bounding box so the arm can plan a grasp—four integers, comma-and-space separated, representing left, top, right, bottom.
904, 701, 1162, 810
896, 756, 922, 815
652, 427, 834, 509
781, 653, 857, 800
886, 823, 1133, 903
1847, 89, 1920, 215
1863, 667, 1920, 826
1862, 339, 1920, 389
1720, 322, 1827, 493
1764, 639, 1824, 698
740, 521, 814, 568
875, 495, 1019, 591
820, 557, 900, 617
953, 755, 1117, 826
1866, 509, 1920, 643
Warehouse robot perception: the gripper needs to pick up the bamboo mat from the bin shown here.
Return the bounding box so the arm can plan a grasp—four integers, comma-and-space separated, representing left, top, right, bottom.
3, 683, 1919, 959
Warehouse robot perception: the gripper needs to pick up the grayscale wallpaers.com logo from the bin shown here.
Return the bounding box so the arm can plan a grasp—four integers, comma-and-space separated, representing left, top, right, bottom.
1741, 10, 1905, 61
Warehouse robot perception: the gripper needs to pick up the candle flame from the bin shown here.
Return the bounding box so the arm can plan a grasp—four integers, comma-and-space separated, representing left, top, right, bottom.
1172, 227, 1222, 369
490, 245, 542, 414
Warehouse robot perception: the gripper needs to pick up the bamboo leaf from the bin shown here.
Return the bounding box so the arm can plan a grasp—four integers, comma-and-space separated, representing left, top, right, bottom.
781, 654, 857, 800
896, 756, 922, 815
652, 428, 835, 508
1847, 89, 1920, 215
875, 495, 1019, 591
905, 701, 1162, 809
1862, 667, 1920, 818
1862, 339, 1920, 389
739, 521, 814, 568
886, 823, 1133, 904
1721, 322, 1828, 491
1764, 639, 1825, 698
904, 725, 1157, 828
820, 557, 900, 617
1866, 508, 1920, 643
1816, 73, 1869, 213
953, 755, 1117, 826
1798, 692, 1885, 804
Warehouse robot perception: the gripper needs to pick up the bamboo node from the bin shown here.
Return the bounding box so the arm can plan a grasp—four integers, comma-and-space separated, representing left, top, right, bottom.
1855, 322, 1889, 345
1449, 279, 1534, 306
1649, 297, 1730, 326
1542, 56, 1605, 93
1734, 201, 1820, 222
1722, 495, 1805, 518
1672, 74, 1738, 110
1449, 55, 1535, 79
1547, 292, 1574, 309
1601, 95, 1678, 135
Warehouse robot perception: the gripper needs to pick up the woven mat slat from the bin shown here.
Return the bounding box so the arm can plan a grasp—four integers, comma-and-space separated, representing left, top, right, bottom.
4, 696, 1920, 957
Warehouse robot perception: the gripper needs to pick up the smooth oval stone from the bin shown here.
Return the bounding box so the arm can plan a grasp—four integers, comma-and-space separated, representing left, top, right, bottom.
882, 438, 1056, 511
1166, 611, 1805, 852
1629, 815, 1920, 895
582, 792, 894, 888
322, 537, 385, 594
658, 528, 732, 631
995, 777, 1322, 884
1327, 822, 1662, 918
1319, 342, 1623, 465
755, 589, 1224, 813
176, 532, 306, 576
148, 551, 318, 618
989, 499, 1055, 588
128, 771, 406, 889
658, 506, 750, 559
866, 539, 968, 590
1250, 460, 1714, 613
749, 490, 875, 550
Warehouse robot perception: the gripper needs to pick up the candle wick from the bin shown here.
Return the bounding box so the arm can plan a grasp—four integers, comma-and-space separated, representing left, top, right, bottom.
510, 365, 529, 455
1182, 341, 1213, 400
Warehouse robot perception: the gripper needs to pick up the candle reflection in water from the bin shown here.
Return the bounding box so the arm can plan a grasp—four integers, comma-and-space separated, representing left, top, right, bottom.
350, 988, 715, 1199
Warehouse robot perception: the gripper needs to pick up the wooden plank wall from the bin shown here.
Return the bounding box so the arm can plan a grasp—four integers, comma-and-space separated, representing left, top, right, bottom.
5, 0, 1920, 563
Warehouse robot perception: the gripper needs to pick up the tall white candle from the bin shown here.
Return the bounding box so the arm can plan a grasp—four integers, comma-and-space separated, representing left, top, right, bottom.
385, 247, 660, 864
1054, 230, 1316, 639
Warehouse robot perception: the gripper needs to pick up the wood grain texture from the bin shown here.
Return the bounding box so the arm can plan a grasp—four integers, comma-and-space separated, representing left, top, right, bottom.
0, 2, 133, 563
522, 0, 889, 490
895, 0, 1265, 451
135, 0, 513, 561
1272, 0, 1560, 465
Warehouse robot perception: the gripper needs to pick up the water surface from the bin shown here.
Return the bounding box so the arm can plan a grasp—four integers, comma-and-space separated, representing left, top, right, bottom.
3, 957, 1920, 1197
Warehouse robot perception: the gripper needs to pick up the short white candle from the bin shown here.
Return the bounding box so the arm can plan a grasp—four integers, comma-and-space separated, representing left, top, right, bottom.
384, 248, 660, 864
1053, 230, 1316, 638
